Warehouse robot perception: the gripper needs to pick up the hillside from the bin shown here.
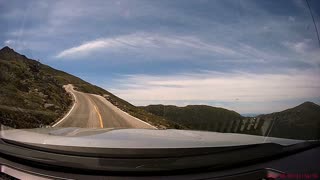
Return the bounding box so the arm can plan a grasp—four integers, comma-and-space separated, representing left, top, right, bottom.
257, 102, 320, 139
0, 46, 73, 128
0, 46, 183, 129
141, 102, 320, 139
140, 104, 243, 131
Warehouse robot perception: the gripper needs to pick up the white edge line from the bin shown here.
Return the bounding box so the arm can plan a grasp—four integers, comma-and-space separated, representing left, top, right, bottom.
52, 85, 77, 127
91, 94, 158, 129
121, 109, 158, 129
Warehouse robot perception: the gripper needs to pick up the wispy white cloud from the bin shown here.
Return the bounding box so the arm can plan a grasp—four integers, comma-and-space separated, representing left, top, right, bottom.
4, 39, 26, 51
107, 69, 320, 113
283, 39, 320, 64
283, 39, 312, 53
55, 33, 243, 59
55, 32, 292, 64
4, 39, 15, 46
288, 16, 296, 22
3, 38, 50, 52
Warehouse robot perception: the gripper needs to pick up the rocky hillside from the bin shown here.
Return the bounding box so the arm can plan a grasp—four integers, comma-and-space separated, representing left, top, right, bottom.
0, 46, 183, 129
0, 46, 72, 128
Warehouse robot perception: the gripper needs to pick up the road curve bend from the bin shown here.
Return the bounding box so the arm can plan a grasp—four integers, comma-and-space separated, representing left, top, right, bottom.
52, 84, 156, 129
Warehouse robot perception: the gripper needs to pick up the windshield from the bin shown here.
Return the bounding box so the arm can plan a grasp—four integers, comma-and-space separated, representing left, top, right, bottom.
0, 0, 319, 153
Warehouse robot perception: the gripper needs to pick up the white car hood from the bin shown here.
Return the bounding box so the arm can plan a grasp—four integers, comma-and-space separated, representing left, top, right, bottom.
0, 127, 304, 148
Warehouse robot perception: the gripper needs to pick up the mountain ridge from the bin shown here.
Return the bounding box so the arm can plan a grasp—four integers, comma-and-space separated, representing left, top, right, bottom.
141, 102, 320, 139
256, 101, 320, 139
140, 104, 243, 131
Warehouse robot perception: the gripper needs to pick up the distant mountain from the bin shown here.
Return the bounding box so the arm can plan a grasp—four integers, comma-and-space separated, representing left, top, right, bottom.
241, 113, 259, 117
141, 102, 320, 139
256, 101, 320, 139
140, 104, 243, 131
0, 46, 181, 129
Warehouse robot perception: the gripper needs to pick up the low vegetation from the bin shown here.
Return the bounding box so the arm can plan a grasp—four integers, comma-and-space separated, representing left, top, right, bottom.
256, 102, 320, 139
140, 105, 242, 131
141, 102, 320, 140
0, 47, 71, 128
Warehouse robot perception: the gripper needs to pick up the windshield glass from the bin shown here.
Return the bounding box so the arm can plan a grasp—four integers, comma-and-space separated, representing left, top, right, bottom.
0, 0, 319, 151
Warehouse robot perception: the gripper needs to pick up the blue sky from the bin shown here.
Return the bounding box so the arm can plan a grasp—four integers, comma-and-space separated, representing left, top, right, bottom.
1, 0, 320, 114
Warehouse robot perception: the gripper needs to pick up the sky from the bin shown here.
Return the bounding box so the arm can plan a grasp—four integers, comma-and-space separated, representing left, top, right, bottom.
1, 0, 320, 114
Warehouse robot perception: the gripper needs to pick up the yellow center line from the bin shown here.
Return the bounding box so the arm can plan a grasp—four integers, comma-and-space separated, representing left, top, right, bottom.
88, 97, 104, 128
93, 105, 104, 128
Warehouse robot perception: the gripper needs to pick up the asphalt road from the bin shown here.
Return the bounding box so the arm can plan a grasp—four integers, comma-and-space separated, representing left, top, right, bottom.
52, 85, 156, 129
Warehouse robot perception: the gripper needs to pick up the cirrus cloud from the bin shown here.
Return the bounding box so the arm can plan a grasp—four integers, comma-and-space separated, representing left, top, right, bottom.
55, 33, 242, 59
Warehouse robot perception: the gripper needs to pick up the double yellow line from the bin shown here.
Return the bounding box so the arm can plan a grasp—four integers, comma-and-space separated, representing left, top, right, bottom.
89, 98, 104, 128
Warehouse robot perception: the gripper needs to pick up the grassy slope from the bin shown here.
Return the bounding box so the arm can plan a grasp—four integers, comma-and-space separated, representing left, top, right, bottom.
0, 46, 183, 129
141, 103, 320, 139
140, 104, 243, 131
0, 47, 72, 128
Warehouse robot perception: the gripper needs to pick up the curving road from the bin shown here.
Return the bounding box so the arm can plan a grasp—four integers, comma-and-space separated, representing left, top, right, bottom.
52, 85, 156, 129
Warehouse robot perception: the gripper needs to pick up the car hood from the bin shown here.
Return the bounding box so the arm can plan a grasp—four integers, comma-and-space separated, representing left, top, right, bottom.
0, 127, 304, 148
